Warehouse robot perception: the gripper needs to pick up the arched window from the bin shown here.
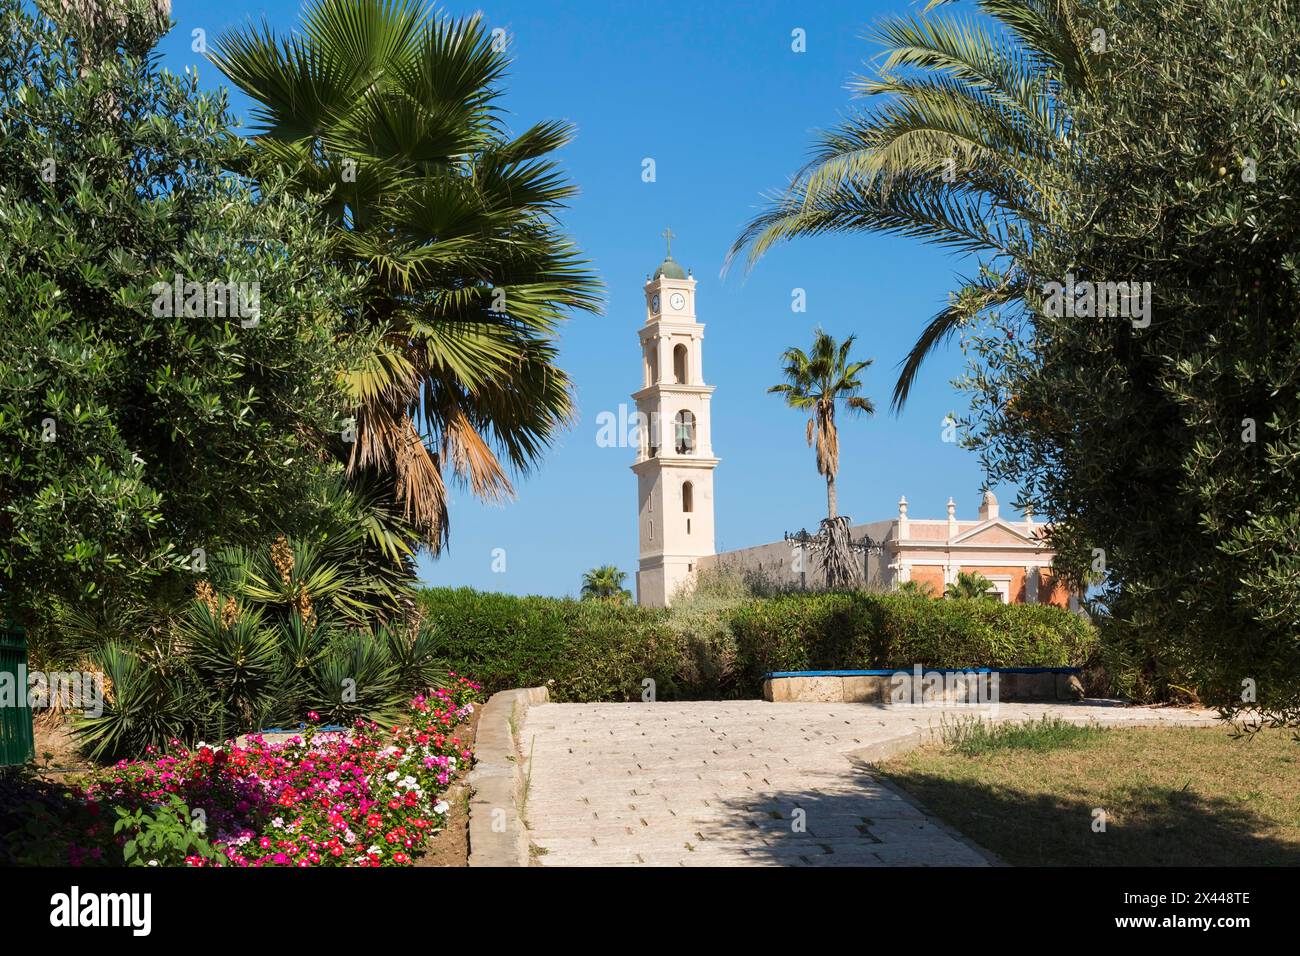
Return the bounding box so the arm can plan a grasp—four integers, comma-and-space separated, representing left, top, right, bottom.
673, 410, 695, 454
673, 343, 689, 384
646, 347, 658, 386
682, 481, 694, 513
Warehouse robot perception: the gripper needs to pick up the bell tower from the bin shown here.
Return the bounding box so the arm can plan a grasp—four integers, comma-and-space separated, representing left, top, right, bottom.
632, 230, 719, 607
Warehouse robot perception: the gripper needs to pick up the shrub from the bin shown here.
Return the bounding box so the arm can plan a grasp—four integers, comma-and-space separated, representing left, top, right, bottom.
731, 592, 1095, 688
0, 0, 364, 626
416, 588, 691, 701
417, 586, 1096, 701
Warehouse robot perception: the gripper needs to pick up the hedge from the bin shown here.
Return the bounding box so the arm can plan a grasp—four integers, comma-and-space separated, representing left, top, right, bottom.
729, 592, 1097, 691
415, 588, 695, 702
416, 587, 1096, 702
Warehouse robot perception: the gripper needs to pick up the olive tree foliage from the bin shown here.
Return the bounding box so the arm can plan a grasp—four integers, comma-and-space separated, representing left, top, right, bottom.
958, 0, 1300, 724
0, 0, 366, 628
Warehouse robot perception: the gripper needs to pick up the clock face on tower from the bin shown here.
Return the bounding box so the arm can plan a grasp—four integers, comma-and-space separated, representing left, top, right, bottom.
650, 294, 660, 313
669, 292, 686, 311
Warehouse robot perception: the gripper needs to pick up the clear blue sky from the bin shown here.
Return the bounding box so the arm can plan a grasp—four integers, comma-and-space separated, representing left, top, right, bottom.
158, 0, 1018, 599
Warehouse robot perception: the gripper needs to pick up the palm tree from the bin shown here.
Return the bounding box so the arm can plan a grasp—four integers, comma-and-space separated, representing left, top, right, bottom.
729, 0, 1094, 409
581, 566, 631, 604
897, 579, 936, 598
211, 0, 602, 551
945, 571, 999, 600
769, 329, 875, 520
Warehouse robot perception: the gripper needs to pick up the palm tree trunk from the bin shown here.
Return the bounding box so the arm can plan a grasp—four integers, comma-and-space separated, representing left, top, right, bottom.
826, 474, 837, 519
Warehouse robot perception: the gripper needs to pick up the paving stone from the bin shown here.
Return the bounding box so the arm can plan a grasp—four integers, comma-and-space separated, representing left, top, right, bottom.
520, 700, 1215, 867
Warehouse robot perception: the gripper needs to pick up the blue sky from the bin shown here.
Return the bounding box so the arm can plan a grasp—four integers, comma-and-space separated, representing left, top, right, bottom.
158, 0, 1016, 599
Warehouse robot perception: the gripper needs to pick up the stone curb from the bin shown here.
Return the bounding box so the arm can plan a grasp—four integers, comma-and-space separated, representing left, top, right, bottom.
467, 686, 549, 867
845, 726, 939, 765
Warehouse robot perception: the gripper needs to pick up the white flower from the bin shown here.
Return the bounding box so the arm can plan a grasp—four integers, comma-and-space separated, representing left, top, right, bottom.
367, 845, 381, 855
271, 816, 284, 829
385, 770, 399, 782
434, 800, 450, 815
344, 830, 357, 845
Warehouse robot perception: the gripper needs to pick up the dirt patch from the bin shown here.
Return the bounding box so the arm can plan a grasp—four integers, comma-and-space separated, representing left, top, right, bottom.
31, 713, 95, 778
413, 702, 480, 867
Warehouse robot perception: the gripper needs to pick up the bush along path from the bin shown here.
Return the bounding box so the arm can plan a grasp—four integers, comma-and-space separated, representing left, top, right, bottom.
418, 585, 1096, 701
0, 676, 481, 867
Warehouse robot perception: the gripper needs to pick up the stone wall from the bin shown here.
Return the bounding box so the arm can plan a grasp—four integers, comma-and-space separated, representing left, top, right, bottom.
700, 520, 897, 591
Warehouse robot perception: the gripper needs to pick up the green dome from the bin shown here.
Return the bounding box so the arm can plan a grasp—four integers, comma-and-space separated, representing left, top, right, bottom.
653, 255, 687, 280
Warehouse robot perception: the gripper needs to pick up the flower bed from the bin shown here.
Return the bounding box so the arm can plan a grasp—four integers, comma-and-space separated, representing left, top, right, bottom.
35, 675, 482, 867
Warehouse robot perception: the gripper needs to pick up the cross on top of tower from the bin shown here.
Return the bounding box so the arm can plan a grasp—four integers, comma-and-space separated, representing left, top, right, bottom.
652, 227, 687, 280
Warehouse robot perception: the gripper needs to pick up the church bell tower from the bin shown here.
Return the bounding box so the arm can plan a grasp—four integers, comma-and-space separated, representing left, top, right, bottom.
632, 230, 719, 607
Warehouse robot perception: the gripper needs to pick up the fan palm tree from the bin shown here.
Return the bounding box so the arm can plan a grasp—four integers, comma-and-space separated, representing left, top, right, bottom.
581, 566, 631, 604
729, 0, 1095, 409
945, 570, 999, 600
769, 329, 875, 520
211, 0, 602, 551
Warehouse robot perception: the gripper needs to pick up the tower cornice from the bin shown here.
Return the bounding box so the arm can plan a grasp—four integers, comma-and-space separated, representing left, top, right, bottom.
638, 320, 704, 338
631, 383, 715, 401
631, 455, 720, 475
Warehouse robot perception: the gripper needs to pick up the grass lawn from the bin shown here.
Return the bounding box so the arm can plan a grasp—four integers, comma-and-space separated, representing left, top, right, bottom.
876, 718, 1300, 866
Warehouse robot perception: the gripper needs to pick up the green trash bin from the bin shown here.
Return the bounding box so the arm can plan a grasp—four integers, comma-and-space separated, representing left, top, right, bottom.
0, 621, 34, 766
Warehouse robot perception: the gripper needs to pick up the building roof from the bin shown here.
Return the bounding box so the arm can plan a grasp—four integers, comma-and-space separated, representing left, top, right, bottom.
653, 255, 687, 280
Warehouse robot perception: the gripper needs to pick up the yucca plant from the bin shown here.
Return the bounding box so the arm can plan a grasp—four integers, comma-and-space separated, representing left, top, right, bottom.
380, 624, 448, 697
306, 632, 404, 727
263, 612, 335, 727
75, 642, 196, 762
214, 529, 383, 628
183, 602, 283, 740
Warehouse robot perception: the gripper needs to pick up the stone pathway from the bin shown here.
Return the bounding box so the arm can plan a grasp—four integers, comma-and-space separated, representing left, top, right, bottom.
520, 700, 1216, 867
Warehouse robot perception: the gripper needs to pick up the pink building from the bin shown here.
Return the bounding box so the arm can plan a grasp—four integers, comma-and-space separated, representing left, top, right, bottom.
888, 491, 1074, 607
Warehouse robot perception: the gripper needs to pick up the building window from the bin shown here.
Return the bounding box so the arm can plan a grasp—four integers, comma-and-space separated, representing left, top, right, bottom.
674, 410, 695, 454
648, 519, 654, 541
647, 347, 658, 386
682, 481, 694, 513
673, 343, 689, 384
